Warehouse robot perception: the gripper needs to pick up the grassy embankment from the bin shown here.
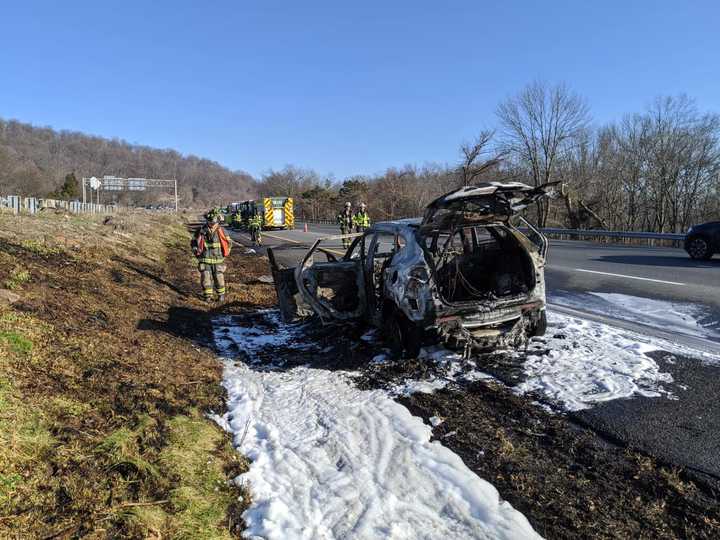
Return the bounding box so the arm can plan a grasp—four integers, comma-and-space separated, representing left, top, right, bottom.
0, 210, 271, 539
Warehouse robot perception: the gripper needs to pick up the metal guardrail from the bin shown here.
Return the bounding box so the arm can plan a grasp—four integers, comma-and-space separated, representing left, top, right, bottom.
0, 194, 116, 215
301, 218, 336, 225
300, 219, 686, 246
539, 227, 685, 241
535, 228, 686, 247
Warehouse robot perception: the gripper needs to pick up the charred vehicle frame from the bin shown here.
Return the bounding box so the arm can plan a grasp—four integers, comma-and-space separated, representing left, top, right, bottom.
270, 182, 558, 358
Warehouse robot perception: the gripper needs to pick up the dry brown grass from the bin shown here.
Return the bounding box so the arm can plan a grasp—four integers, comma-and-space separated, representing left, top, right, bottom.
0, 211, 256, 538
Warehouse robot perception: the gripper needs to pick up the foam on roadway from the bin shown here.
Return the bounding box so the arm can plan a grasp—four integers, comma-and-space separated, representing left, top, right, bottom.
212, 312, 540, 540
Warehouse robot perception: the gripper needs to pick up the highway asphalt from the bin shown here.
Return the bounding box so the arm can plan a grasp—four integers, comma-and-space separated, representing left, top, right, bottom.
233, 221, 720, 314
229, 222, 720, 484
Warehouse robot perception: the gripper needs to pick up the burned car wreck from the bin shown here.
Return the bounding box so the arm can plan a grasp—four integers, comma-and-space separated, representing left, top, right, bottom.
269, 182, 557, 358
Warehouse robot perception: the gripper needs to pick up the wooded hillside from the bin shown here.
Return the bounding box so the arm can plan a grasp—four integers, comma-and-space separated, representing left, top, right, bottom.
0, 118, 256, 207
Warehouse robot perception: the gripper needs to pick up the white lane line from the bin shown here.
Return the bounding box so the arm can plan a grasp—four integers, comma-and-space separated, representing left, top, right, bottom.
262, 232, 303, 243
262, 231, 346, 256
574, 268, 685, 286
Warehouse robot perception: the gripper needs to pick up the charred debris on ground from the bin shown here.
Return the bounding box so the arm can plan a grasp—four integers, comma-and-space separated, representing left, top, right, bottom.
228, 255, 720, 539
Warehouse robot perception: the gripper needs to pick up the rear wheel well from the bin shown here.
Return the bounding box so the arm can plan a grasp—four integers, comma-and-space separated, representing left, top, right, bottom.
381, 299, 396, 323
382, 302, 422, 359
528, 309, 547, 337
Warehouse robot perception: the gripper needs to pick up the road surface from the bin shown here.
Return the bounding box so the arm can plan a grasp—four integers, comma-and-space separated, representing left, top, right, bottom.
231, 221, 720, 316
229, 222, 720, 486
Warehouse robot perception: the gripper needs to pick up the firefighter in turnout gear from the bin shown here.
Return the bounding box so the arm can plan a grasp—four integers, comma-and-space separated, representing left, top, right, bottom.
249, 212, 263, 246
231, 210, 243, 230
337, 202, 354, 249
353, 202, 371, 233
191, 208, 231, 302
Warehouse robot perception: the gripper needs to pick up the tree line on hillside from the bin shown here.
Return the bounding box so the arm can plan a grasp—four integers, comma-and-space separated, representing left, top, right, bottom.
2, 82, 718, 232
0, 118, 254, 206
257, 83, 719, 233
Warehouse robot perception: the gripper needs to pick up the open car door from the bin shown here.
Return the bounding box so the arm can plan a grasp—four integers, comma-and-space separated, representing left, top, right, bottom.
291, 235, 367, 324
421, 181, 560, 230
267, 247, 314, 323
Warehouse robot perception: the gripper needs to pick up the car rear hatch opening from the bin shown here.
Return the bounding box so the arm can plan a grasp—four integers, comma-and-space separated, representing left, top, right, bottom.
423, 224, 537, 307
420, 181, 559, 230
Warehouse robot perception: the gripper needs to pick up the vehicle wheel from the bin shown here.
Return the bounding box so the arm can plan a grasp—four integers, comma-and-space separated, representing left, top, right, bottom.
687, 237, 712, 260
385, 311, 422, 359
528, 310, 547, 337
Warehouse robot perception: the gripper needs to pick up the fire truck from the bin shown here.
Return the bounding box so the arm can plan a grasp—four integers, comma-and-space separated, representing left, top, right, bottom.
257, 197, 294, 230
230, 197, 294, 230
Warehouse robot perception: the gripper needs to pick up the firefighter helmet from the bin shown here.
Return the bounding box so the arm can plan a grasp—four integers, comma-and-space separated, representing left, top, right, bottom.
205, 208, 222, 223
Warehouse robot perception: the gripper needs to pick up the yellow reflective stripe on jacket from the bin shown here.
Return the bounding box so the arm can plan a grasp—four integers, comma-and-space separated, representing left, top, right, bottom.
200, 257, 225, 264
206, 242, 221, 248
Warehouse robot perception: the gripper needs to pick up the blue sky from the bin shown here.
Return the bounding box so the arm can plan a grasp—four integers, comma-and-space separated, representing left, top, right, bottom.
1, 1, 718, 179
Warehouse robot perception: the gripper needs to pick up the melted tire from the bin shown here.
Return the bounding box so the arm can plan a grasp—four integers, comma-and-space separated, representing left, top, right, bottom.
529, 309, 547, 337
385, 311, 422, 359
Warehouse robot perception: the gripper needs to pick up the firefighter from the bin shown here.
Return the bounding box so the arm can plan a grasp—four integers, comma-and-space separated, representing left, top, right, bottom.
249, 211, 263, 246
191, 208, 231, 302
353, 202, 371, 233
232, 210, 243, 230
337, 201, 354, 249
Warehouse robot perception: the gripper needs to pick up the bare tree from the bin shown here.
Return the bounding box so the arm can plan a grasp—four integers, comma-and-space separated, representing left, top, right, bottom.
497, 81, 591, 226
373, 168, 413, 220
457, 130, 507, 186
593, 96, 720, 233
257, 166, 321, 199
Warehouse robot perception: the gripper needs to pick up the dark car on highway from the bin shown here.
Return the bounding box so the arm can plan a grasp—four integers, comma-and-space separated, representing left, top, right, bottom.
685, 221, 720, 260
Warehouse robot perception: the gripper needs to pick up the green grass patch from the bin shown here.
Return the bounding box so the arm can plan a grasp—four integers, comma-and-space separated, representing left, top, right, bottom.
0, 331, 32, 355
154, 411, 245, 539
105, 410, 247, 539
47, 396, 92, 418
0, 377, 54, 514
20, 239, 63, 256
96, 419, 161, 482
4, 267, 30, 290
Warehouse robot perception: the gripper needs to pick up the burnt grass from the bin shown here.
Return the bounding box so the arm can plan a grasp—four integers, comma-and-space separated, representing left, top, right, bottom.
216, 240, 720, 539
220, 294, 720, 539
0, 214, 279, 539
400, 382, 720, 539
354, 353, 720, 539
